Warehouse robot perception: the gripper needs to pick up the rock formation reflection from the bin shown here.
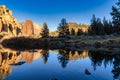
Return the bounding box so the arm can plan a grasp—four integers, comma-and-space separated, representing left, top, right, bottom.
0, 47, 120, 79
0, 48, 49, 79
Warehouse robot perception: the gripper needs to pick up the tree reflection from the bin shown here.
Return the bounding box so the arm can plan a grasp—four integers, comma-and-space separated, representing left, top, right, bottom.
112, 55, 120, 79
0, 47, 120, 79
88, 50, 114, 71
41, 49, 49, 64
88, 50, 120, 79
57, 49, 89, 68
57, 49, 120, 79
58, 49, 69, 68
58, 55, 69, 68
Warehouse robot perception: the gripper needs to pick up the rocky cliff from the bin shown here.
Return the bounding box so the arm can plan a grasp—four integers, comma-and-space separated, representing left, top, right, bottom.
33, 23, 42, 36
0, 5, 20, 36
0, 5, 42, 37
20, 21, 42, 36
49, 23, 89, 36
20, 20, 34, 36
0, 5, 89, 37
67, 22, 89, 32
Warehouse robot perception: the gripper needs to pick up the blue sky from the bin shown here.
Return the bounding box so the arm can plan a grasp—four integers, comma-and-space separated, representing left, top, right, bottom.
0, 0, 118, 31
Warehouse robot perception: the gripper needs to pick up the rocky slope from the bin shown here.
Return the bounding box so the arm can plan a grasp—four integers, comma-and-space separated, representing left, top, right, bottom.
49, 23, 89, 36
33, 23, 42, 36
20, 20, 34, 36
0, 5, 20, 36
0, 5, 42, 37
20, 21, 42, 36
67, 22, 89, 32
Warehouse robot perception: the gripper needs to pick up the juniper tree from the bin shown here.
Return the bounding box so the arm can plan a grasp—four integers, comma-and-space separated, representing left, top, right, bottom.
111, 0, 120, 34
57, 18, 68, 37
41, 22, 49, 38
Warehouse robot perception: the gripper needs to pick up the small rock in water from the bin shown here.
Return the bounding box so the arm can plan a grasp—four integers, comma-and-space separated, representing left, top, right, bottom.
85, 69, 91, 75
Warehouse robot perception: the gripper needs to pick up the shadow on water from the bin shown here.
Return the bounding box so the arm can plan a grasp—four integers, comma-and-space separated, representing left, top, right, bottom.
0, 37, 120, 80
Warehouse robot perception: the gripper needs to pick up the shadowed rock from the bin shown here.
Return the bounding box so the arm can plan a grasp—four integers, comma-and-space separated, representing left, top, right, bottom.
10, 61, 25, 66
85, 69, 91, 75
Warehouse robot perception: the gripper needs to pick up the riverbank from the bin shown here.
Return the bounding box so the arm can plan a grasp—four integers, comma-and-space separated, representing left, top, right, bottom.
1, 35, 120, 51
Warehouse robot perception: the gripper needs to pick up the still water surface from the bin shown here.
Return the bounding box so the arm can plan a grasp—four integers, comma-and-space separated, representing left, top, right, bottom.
0, 49, 120, 80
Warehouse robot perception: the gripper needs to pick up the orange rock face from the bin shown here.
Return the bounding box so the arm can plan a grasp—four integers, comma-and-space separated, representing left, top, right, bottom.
0, 5, 21, 36
21, 20, 34, 36
33, 23, 42, 36
0, 6, 42, 37
67, 22, 89, 32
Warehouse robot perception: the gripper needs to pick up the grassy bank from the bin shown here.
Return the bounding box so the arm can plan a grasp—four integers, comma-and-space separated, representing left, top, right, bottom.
1, 35, 120, 51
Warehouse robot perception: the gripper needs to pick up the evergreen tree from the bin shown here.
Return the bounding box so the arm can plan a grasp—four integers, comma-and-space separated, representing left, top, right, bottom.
88, 14, 97, 35
96, 18, 104, 35
41, 22, 49, 38
77, 28, 83, 36
108, 20, 114, 34
88, 14, 104, 35
57, 18, 68, 37
111, 0, 120, 34
103, 17, 109, 35
65, 28, 70, 35
103, 17, 114, 35
42, 49, 49, 64
71, 28, 75, 35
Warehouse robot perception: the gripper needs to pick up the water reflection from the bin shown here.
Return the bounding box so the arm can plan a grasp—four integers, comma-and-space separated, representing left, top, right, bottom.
112, 55, 120, 79
57, 49, 120, 79
88, 50, 114, 70
0, 47, 120, 80
0, 48, 49, 79
41, 49, 49, 64
57, 50, 89, 68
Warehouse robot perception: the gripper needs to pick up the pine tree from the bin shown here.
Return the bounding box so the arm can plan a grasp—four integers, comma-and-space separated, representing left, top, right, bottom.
71, 28, 75, 35
77, 28, 83, 36
108, 20, 114, 34
88, 14, 104, 35
65, 28, 70, 35
88, 14, 97, 35
111, 0, 120, 34
103, 17, 109, 35
96, 18, 104, 35
41, 22, 49, 38
57, 18, 68, 37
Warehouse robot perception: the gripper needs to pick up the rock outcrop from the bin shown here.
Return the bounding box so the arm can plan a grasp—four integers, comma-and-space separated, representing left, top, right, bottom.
0, 6, 42, 37
67, 22, 89, 32
0, 5, 20, 36
20, 21, 42, 36
33, 23, 42, 36
21, 20, 34, 36
49, 23, 89, 36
